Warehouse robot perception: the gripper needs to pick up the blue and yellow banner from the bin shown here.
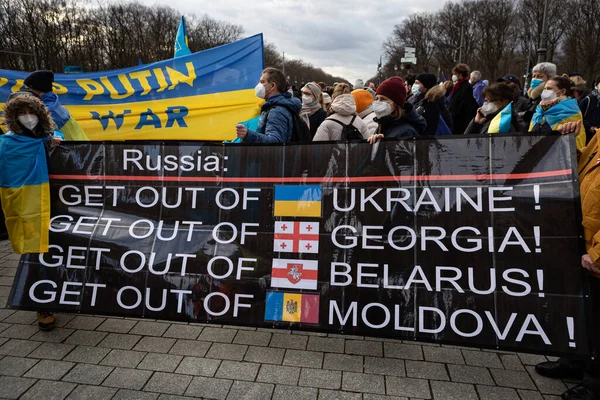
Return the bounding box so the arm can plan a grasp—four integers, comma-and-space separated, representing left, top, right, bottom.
488, 102, 512, 134
0, 34, 264, 141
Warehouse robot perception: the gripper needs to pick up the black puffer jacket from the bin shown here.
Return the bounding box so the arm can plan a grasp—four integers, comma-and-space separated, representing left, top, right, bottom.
376, 102, 427, 138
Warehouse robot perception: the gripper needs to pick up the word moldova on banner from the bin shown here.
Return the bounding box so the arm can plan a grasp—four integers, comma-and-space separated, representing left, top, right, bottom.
8, 136, 590, 357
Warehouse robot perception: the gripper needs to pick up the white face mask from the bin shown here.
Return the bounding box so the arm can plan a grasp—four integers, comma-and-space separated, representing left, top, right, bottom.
480, 102, 499, 117
302, 94, 314, 105
372, 101, 393, 119
255, 82, 266, 99
541, 89, 557, 102
411, 85, 420, 96
18, 114, 39, 130
452, 74, 458, 82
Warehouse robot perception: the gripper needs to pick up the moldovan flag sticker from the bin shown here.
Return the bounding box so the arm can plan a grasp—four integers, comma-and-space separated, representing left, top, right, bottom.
273, 185, 322, 217
265, 291, 320, 324
271, 259, 318, 290
273, 221, 319, 254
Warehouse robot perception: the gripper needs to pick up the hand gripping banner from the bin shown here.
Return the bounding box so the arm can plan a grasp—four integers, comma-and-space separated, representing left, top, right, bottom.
7, 134, 592, 356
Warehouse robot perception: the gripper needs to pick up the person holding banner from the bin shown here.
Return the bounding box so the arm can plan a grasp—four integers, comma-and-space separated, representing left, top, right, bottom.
23, 70, 88, 141
235, 67, 302, 143
464, 83, 524, 135
1, 92, 64, 331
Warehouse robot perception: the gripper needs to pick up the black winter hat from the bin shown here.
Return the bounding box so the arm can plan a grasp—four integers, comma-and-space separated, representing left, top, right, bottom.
416, 73, 437, 90
24, 70, 54, 93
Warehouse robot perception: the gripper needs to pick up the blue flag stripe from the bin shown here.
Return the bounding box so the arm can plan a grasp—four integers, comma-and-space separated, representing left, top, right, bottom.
274, 185, 322, 202
265, 292, 284, 321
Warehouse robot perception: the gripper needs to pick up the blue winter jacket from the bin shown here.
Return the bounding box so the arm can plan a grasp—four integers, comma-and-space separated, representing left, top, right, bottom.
41, 92, 70, 129
472, 80, 486, 107
244, 93, 302, 143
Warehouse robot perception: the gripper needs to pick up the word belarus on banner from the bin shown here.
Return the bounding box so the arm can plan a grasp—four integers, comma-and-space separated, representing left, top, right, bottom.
0, 35, 264, 141
7, 135, 590, 356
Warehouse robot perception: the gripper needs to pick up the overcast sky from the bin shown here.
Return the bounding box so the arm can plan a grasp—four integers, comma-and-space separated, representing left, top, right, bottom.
133, 0, 447, 83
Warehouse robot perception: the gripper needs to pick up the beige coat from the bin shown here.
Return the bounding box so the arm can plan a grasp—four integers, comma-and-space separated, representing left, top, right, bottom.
313, 94, 369, 141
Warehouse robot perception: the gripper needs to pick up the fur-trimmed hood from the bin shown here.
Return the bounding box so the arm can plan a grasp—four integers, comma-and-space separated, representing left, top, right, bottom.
2, 93, 56, 136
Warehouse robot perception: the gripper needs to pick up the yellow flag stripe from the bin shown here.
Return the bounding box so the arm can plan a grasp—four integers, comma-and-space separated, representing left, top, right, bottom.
274, 201, 322, 217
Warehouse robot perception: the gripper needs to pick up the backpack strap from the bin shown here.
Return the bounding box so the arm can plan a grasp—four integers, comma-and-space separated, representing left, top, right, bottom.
328, 116, 356, 127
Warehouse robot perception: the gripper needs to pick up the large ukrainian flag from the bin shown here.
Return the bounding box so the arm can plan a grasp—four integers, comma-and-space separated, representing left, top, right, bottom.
0, 134, 50, 254
529, 97, 586, 149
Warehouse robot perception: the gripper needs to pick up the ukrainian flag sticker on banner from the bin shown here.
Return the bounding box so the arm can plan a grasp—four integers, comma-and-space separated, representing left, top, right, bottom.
0, 34, 264, 141
273, 185, 322, 218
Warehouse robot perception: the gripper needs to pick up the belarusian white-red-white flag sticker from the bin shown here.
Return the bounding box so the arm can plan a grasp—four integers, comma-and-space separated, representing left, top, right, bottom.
271, 258, 319, 290
273, 221, 319, 254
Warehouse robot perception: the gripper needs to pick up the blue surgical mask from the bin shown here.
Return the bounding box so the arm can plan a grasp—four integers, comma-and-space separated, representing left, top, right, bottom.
531, 79, 543, 90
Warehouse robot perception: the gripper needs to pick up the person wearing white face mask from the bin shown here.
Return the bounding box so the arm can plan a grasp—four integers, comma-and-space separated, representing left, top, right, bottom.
235, 67, 302, 143
366, 76, 427, 144
464, 83, 524, 134
299, 82, 326, 139
529, 76, 586, 149
448, 63, 478, 135
524, 62, 557, 128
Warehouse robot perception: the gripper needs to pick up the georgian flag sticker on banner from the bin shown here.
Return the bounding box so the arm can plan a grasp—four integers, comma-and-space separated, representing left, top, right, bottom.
273, 221, 319, 254
271, 259, 319, 290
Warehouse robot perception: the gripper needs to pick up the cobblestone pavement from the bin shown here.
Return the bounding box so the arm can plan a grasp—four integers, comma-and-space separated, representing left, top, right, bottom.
0, 240, 575, 399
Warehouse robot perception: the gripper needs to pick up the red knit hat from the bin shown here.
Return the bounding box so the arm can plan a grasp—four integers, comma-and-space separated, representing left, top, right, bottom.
376, 76, 407, 107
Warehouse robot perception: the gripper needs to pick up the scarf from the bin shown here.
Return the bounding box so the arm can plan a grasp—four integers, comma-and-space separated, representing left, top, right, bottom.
300, 83, 323, 116
530, 97, 586, 149
451, 78, 469, 97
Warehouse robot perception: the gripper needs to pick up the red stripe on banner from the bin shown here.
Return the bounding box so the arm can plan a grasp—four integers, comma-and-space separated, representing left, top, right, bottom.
301, 294, 320, 324
49, 169, 572, 183
271, 268, 319, 280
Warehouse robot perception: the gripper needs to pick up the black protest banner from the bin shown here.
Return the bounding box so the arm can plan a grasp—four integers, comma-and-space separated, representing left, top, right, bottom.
8, 135, 590, 356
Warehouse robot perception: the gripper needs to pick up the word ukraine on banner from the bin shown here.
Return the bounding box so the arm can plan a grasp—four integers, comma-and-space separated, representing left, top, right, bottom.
6, 135, 593, 357
0, 34, 264, 141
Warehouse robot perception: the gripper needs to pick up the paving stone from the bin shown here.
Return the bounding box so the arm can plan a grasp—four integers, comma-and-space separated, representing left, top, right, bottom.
206, 343, 248, 361
30, 328, 75, 343
448, 364, 494, 385
113, 388, 160, 400
345, 339, 383, 357
244, 346, 285, 365
66, 384, 118, 399
0, 338, 41, 356
299, 368, 341, 389
100, 349, 147, 368
185, 376, 233, 399
518, 389, 545, 399
29, 342, 75, 360
96, 318, 137, 333
0, 324, 39, 339
385, 376, 431, 399
168, 339, 211, 357
342, 371, 386, 394
406, 360, 449, 381
423, 346, 465, 365
62, 363, 113, 385
461, 349, 503, 369
322, 353, 363, 372
283, 349, 324, 368
307, 336, 344, 353
318, 389, 362, 400
430, 381, 478, 400
98, 333, 142, 350
64, 316, 105, 330
138, 353, 183, 372
0, 322, 10, 333
500, 354, 526, 371
226, 380, 274, 400
65, 330, 107, 346
383, 342, 424, 360
257, 364, 301, 385
0, 355, 38, 376
20, 379, 77, 400
272, 384, 318, 400
519, 353, 548, 365
270, 333, 308, 350
157, 395, 199, 400
490, 368, 536, 389
175, 356, 221, 376
0, 308, 16, 321
24, 359, 74, 380
476, 384, 520, 399
364, 356, 405, 376
133, 336, 176, 353
130, 321, 170, 336
215, 360, 260, 381
3, 310, 36, 324
162, 324, 203, 340
50, 314, 77, 328
103, 367, 153, 390
526, 365, 568, 394
198, 327, 238, 343
233, 330, 272, 346
63, 345, 110, 364
0, 375, 37, 399
144, 372, 193, 395
363, 395, 409, 400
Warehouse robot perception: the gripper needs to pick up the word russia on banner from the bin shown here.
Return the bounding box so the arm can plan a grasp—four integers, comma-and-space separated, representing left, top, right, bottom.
7, 134, 593, 357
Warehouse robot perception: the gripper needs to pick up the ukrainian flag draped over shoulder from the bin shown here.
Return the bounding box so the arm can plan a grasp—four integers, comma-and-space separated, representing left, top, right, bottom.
0, 134, 50, 254
488, 102, 512, 134
530, 97, 586, 149
174, 16, 192, 58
